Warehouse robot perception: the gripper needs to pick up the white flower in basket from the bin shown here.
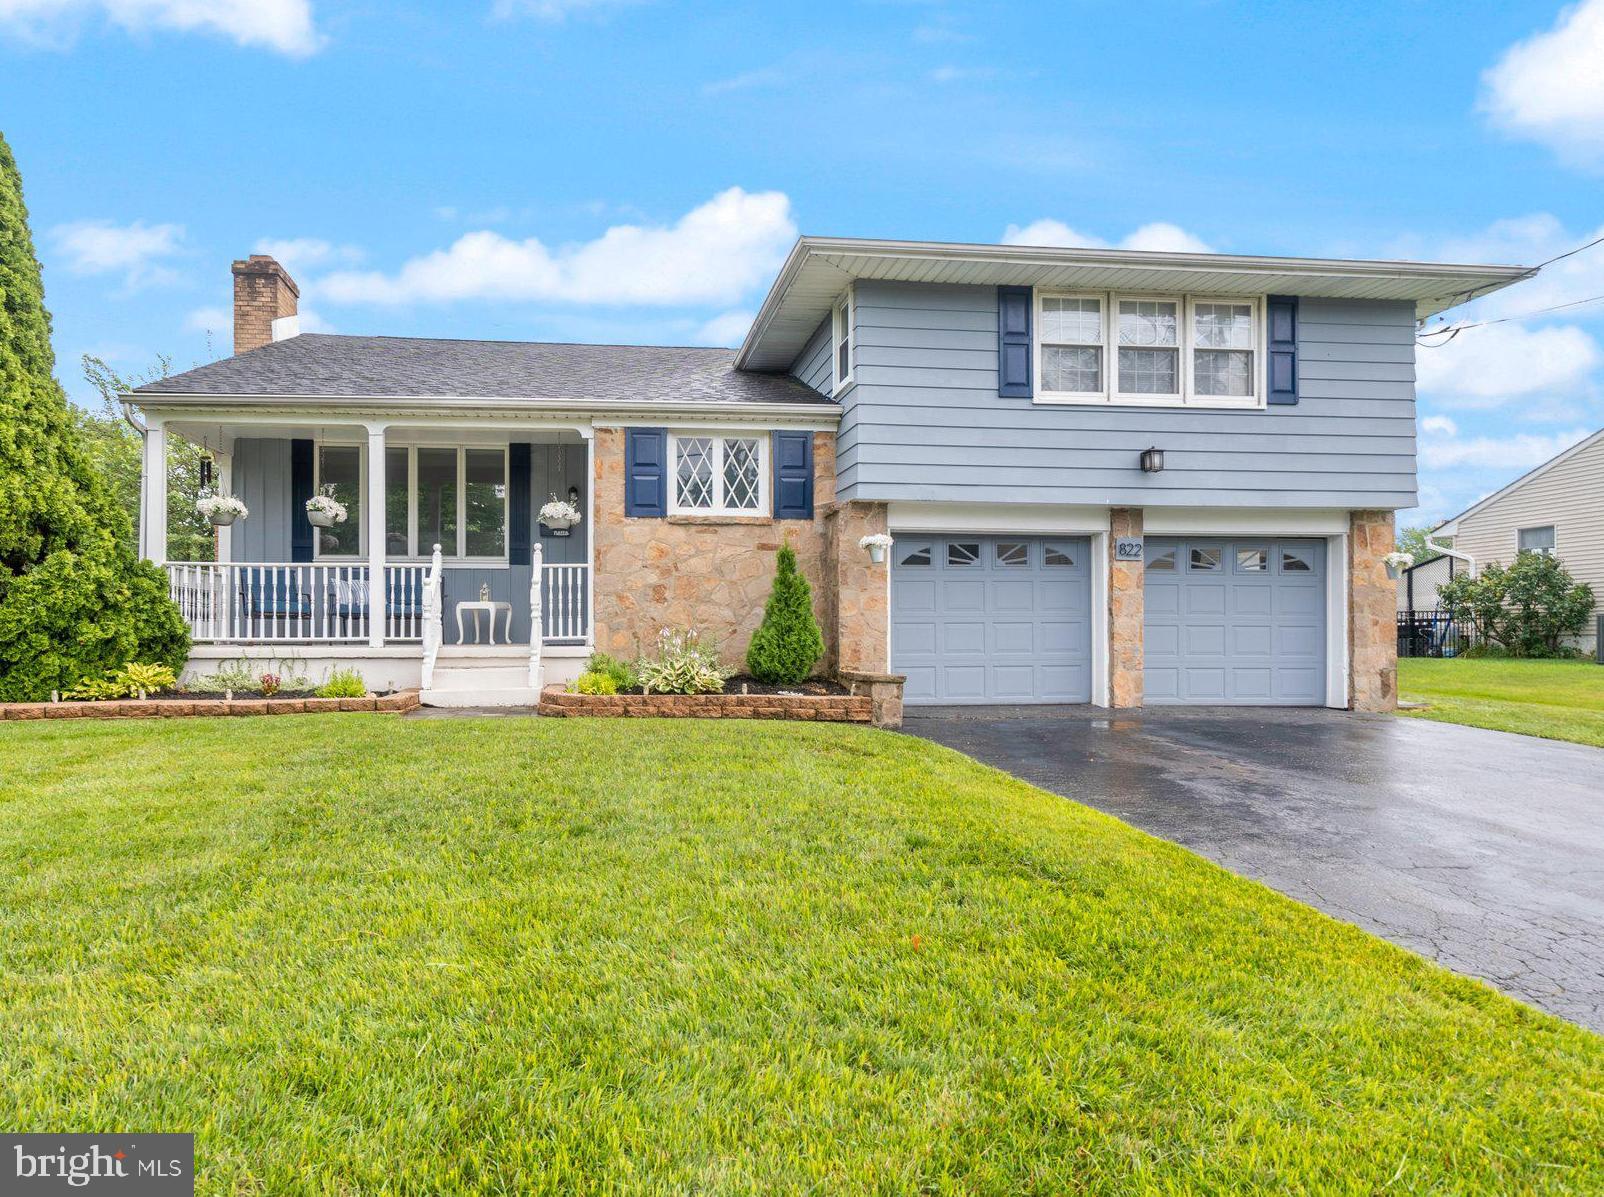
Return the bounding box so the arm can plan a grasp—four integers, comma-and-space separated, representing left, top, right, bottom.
859, 532, 895, 563
195, 494, 249, 526
1384, 550, 1414, 580
305, 487, 348, 528
539, 495, 582, 530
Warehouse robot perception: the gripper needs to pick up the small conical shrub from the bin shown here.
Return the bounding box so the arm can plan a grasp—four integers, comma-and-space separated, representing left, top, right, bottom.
746, 543, 825, 684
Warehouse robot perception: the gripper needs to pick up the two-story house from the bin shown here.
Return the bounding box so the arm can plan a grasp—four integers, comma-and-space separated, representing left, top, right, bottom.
129, 239, 1528, 714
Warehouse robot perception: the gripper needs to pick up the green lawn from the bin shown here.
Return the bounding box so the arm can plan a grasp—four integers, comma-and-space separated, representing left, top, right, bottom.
2, 718, 1600, 1193
1398, 657, 1604, 747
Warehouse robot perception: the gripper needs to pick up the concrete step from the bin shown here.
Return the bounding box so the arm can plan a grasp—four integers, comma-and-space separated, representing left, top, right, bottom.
420, 685, 541, 708
428, 665, 532, 690
437, 644, 528, 661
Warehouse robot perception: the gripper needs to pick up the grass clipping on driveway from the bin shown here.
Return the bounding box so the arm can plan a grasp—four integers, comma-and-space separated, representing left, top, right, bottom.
1399, 657, 1604, 748
2, 718, 1600, 1193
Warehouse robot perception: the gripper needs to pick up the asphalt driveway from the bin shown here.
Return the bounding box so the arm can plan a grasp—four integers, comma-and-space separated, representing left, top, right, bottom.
906, 706, 1604, 1032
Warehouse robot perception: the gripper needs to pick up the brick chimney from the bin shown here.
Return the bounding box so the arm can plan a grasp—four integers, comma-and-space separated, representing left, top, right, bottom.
231, 254, 300, 355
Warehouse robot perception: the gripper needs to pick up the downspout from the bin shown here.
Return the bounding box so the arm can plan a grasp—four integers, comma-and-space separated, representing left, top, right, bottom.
1426, 536, 1474, 577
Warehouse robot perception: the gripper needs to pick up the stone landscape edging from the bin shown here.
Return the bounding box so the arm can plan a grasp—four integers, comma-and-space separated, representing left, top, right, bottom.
538, 684, 875, 724
0, 690, 421, 720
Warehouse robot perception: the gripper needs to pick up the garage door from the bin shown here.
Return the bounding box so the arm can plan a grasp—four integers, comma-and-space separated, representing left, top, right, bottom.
892, 535, 1092, 704
1144, 538, 1326, 705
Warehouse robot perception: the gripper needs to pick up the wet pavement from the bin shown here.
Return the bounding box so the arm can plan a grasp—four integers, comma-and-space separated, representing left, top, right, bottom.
905, 706, 1604, 1032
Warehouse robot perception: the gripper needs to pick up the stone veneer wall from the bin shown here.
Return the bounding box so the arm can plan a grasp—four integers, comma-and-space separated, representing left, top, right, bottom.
823, 501, 891, 674
1109, 507, 1144, 708
1348, 508, 1398, 712
591, 428, 839, 671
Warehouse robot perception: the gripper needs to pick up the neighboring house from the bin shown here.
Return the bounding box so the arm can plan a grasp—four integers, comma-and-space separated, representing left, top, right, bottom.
1396, 553, 1462, 614
130, 241, 1529, 709
1433, 427, 1604, 653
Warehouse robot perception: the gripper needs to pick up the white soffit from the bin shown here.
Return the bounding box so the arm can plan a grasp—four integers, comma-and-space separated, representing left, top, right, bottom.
737, 237, 1534, 372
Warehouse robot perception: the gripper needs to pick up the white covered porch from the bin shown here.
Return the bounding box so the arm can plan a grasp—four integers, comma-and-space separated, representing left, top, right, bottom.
139, 407, 596, 701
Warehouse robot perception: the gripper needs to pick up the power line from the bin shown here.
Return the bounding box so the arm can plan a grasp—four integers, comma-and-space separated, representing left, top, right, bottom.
1417, 291, 1604, 346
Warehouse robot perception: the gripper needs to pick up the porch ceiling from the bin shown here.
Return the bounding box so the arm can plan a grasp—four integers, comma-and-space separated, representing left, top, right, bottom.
162, 417, 593, 450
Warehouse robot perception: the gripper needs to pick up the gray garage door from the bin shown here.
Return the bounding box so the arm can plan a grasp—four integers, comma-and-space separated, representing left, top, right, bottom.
1144, 537, 1327, 705
893, 535, 1092, 704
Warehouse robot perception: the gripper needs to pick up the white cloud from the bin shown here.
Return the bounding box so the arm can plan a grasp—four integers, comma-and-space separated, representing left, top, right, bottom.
253, 237, 362, 276
318, 187, 797, 308
1480, 0, 1604, 167
929, 65, 996, 84
1002, 219, 1212, 253
0, 0, 321, 56
695, 310, 753, 347
1420, 427, 1593, 470
184, 305, 229, 332
1415, 322, 1600, 400
702, 64, 792, 96
53, 219, 184, 288
1419, 414, 1458, 437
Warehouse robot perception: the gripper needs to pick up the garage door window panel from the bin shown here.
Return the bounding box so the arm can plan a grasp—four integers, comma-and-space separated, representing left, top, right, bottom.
1235, 547, 1269, 572
1044, 542, 1078, 567
1280, 546, 1315, 573
898, 541, 933, 567
946, 541, 981, 568
1147, 545, 1177, 571
1189, 546, 1222, 571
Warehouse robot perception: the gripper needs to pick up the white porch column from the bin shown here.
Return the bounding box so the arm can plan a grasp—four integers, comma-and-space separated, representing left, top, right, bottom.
582, 427, 595, 647
213, 448, 234, 564
142, 418, 167, 564
367, 423, 387, 647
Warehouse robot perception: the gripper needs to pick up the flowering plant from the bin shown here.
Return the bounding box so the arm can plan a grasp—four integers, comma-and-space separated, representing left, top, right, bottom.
195, 494, 249, 521
539, 495, 582, 526
858, 533, 894, 550
1384, 551, 1414, 570
306, 486, 348, 524
636, 628, 731, 695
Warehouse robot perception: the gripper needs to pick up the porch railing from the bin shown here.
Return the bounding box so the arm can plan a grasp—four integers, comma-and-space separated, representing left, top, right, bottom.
165, 560, 589, 646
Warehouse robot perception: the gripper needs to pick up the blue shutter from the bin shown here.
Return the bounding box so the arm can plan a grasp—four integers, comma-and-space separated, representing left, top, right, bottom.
290, 438, 314, 562
997, 285, 1033, 398
1267, 295, 1298, 406
772, 430, 814, 520
508, 442, 532, 559
624, 427, 667, 517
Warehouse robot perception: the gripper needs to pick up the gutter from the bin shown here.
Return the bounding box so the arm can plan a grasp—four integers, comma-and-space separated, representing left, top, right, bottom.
1426, 534, 1474, 578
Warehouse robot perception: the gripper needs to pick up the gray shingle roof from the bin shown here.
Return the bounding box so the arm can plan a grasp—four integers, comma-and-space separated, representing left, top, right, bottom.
134, 334, 834, 407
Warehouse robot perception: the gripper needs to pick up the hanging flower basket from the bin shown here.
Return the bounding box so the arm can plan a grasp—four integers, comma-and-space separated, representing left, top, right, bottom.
859, 532, 894, 564
539, 495, 582, 531
196, 495, 249, 527
306, 492, 348, 529
1384, 550, 1413, 580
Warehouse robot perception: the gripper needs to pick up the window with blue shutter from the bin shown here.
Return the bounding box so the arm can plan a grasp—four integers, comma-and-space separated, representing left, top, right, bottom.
1267, 295, 1298, 405
624, 427, 667, 517
772, 430, 814, 520
997, 285, 1033, 397
290, 438, 314, 562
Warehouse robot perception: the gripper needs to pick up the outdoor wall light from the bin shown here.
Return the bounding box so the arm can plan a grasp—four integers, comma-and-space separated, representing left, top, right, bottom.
567, 484, 581, 506
1140, 447, 1165, 474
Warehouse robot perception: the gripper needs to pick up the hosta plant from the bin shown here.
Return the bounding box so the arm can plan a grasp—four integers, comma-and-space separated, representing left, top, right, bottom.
636, 628, 730, 695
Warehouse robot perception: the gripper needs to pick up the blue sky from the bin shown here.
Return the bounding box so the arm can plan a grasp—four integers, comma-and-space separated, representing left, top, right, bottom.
5, 0, 1604, 529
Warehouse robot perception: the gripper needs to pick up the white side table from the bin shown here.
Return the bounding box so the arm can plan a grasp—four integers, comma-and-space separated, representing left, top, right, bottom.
455, 600, 513, 645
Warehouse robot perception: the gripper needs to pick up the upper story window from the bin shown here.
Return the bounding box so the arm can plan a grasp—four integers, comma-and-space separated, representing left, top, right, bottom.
1035, 291, 1261, 409
671, 432, 769, 517
1517, 525, 1556, 556
832, 287, 855, 390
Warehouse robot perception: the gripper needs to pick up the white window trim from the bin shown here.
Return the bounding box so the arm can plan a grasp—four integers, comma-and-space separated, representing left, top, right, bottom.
832, 285, 856, 392
319, 440, 510, 565
1033, 292, 1106, 403
312, 440, 366, 561
1032, 291, 1263, 410
669, 431, 771, 517
1516, 524, 1557, 557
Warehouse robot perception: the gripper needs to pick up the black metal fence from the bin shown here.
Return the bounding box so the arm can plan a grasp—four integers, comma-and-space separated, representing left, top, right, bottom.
1397, 610, 1472, 658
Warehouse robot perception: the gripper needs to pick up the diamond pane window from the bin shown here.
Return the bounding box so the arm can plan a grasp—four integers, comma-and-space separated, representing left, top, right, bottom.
723, 438, 761, 510
676, 437, 715, 509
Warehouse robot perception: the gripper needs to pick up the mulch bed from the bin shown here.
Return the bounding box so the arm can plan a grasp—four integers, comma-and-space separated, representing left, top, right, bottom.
610, 674, 851, 697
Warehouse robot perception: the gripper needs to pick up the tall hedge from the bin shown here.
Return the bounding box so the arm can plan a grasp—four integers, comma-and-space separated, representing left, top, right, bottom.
746, 543, 825, 684
0, 132, 188, 701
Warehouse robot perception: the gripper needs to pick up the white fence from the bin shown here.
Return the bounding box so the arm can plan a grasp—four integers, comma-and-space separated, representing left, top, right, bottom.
166, 561, 587, 645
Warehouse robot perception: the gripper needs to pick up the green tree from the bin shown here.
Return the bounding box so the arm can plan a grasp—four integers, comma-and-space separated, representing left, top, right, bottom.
1396, 525, 1447, 566
746, 543, 825, 684
1438, 552, 1595, 658
0, 132, 189, 700
79, 353, 216, 562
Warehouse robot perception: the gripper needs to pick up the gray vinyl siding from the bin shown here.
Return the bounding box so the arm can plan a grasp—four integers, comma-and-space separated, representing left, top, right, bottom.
228, 436, 589, 644
790, 316, 834, 399
834, 280, 1418, 508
